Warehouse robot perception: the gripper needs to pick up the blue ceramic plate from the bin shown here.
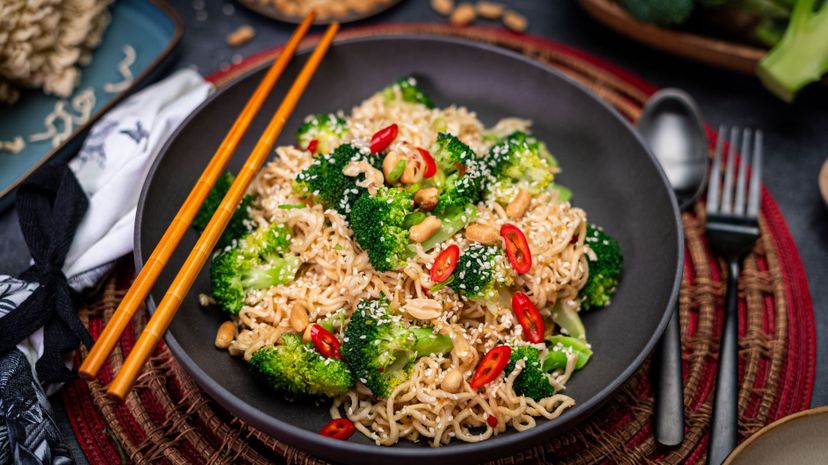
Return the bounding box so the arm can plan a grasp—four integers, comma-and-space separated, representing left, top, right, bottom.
0, 0, 182, 210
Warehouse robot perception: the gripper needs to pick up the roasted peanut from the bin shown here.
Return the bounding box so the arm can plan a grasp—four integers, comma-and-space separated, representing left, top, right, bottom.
431, 0, 453, 16
465, 223, 500, 245
215, 321, 235, 349
289, 305, 309, 332
441, 368, 464, 393
344, 160, 384, 194
476, 1, 504, 18
404, 298, 443, 320
400, 156, 425, 185
302, 323, 314, 343
450, 2, 476, 25
409, 216, 442, 243
503, 10, 528, 32
226, 25, 255, 47
506, 189, 532, 219
451, 332, 477, 371
414, 187, 439, 211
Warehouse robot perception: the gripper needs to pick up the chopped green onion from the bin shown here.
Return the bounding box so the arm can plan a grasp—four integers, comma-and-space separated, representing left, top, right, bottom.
333, 244, 344, 251
388, 159, 406, 182
278, 203, 306, 209
403, 211, 428, 229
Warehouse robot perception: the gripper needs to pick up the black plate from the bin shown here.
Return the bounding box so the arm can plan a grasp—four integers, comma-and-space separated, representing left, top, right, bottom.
136, 35, 682, 465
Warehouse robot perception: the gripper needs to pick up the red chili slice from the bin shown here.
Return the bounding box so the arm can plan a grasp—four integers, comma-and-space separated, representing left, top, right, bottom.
320, 418, 355, 440
486, 415, 498, 428
370, 123, 398, 153
511, 292, 545, 343
500, 224, 532, 274
416, 147, 437, 178
306, 139, 319, 154
310, 324, 341, 359
470, 345, 512, 389
430, 244, 460, 283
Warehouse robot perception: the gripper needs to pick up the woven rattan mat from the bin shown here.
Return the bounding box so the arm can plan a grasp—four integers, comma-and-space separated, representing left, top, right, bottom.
62, 24, 816, 465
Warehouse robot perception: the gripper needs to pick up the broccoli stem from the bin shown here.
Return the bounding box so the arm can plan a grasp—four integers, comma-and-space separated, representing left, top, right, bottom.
551, 300, 585, 339
756, 0, 828, 101
543, 335, 593, 371
411, 327, 453, 356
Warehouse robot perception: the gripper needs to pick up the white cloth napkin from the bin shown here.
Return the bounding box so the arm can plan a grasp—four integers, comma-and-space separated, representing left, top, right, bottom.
6, 68, 212, 387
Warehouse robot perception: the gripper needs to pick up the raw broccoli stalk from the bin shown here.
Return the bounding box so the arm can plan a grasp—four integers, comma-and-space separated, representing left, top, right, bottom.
249, 333, 354, 398
618, 0, 695, 25
380, 75, 434, 108
293, 143, 371, 216
543, 335, 593, 372
210, 223, 300, 315
449, 244, 513, 301
342, 299, 453, 397
349, 186, 414, 272
505, 346, 555, 401
580, 224, 623, 310
757, 0, 828, 101
193, 171, 254, 249
486, 131, 558, 204
295, 113, 349, 154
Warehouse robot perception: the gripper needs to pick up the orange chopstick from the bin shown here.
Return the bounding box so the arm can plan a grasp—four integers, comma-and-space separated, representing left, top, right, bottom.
106, 23, 341, 401
78, 12, 317, 380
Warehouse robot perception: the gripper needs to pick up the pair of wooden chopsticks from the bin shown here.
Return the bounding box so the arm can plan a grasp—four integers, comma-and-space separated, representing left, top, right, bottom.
79, 12, 339, 401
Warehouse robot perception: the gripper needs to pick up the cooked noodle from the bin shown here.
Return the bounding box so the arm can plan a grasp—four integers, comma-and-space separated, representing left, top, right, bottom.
223, 93, 593, 446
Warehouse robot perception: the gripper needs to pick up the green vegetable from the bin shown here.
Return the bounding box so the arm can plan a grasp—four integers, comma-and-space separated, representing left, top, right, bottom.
278, 203, 306, 209
210, 223, 300, 315
193, 171, 254, 249
295, 113, 348, 154
380, 75, 434, 108
418, 205, 478, 252
388, 159, 406, 182
550, 183, 572, 202
249, 333, 353, 398
579, 224, 623, 310
551, 299, 586, 339
349, 186, 414, 272
757, 0, 828, 101
342, 299, 453, 397
402, 211, 428, 229
505, 346, 555, 401
485, 131, 558, 204
543, 335, 593, 371
432, 132, 477, 169
293, 143, 370, 216
449, 244, 513, 301
617, 0, 695, 25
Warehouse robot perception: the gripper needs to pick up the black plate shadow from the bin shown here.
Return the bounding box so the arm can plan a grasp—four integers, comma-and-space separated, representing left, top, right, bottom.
135, 35, 683, 465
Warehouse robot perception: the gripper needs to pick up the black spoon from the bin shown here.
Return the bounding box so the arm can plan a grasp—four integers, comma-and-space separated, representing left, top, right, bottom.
638, 88, 708, 447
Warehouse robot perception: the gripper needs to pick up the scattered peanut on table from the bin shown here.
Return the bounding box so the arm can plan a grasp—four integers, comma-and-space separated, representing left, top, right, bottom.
476, 1, 504, 19
450, 2, 476, 25
431, 0, 454, 16
503, 10, 528, 32
226, 25, 255, 47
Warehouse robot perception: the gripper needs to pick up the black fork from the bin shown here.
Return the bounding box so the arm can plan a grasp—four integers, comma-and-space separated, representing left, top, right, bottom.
705, 126, 763, 465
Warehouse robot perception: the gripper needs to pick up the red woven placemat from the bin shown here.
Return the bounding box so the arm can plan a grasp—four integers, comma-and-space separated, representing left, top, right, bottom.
62, 24, 815, 465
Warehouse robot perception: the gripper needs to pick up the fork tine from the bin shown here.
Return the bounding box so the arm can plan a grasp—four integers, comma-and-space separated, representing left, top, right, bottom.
707, 125, 726, 213
746, 130, 763, 218
734, 128, 752, 215
720, 127, 739, 214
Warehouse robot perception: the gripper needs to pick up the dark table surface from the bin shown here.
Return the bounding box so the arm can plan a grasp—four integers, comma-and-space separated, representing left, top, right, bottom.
1, 1, 825, 463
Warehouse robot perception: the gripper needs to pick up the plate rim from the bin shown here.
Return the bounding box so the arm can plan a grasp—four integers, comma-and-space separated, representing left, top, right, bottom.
0, 0, 183, 201
134, 33, 684, 463
722, 406, 828, 464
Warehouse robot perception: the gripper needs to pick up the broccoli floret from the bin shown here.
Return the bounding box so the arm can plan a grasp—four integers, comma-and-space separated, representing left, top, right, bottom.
210, 223, 300, 314
349, 186, 414, 272
432, 132, 477, 169
193, 171, 255, 249
449, 244, 513, 301
757, 0, 828, 101
486, 131, 558, 204
295, 113, 349, 154
617, 0, 694, 25
580, 224, 623, 310
342, 299, 453, 397
380, 75, 434, 108
249, 333, 353, 398
293, 143, 371, 216
506, 346, 555, 401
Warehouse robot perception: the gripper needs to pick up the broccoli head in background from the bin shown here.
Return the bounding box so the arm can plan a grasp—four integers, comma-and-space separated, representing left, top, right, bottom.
486, 131, 558, 204
580, 224, 623, 310
249, 333, 353, 398
380, 75, 434, 108
618, 0, 695, 25
293, 143, 371, 216
193, 171, 254, 249
449, 244, 513, 301
210, 223, 300, 315
342, 299, 453, 397
295, 113, 349, 154
349, 186, 414, 272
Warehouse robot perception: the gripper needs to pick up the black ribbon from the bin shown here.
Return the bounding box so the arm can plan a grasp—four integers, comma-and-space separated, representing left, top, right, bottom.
0, 161, 93, 383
